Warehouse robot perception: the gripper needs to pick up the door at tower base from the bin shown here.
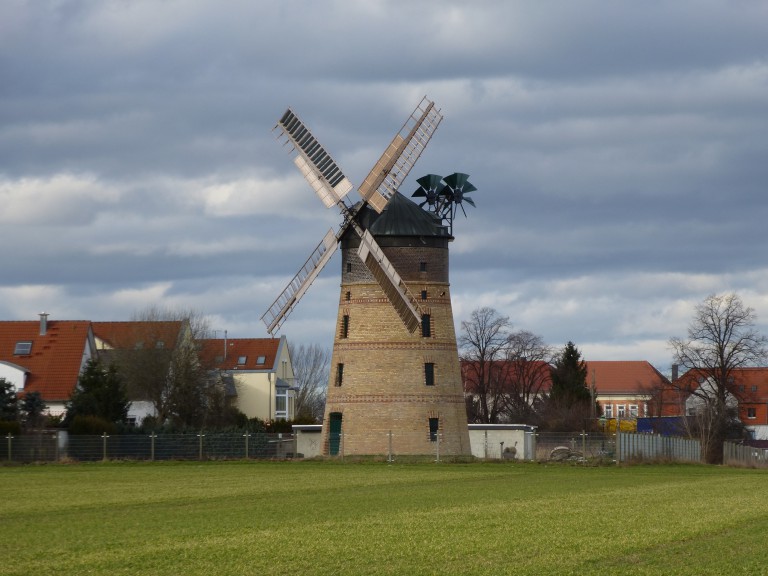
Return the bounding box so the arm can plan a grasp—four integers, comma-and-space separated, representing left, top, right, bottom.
328, 412, 342, 456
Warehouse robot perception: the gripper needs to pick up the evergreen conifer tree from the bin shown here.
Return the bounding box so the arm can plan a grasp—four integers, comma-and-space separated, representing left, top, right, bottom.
67, 359, 130, 425
549, 341, 590, 406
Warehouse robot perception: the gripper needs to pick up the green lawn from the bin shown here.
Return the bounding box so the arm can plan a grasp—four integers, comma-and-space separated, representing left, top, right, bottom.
2, 460, 767, 575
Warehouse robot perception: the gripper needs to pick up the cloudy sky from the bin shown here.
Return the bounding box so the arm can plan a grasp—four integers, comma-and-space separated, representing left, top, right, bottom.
2, 0, 767, 374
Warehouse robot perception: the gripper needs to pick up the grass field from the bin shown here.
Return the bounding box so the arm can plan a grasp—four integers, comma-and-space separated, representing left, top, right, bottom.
2, 460, 768, 575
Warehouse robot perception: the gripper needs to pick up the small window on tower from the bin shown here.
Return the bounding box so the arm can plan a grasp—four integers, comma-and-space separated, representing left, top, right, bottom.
346, 262, 352, 273
421, 314, 431, 338
429, 417, 439, 442
419, 262, 427, 272
424, 363, 435, 386
345, 291, 351, 301
341, 315, 349, 339
335, 363, 344, 387
421, 290, 428, 301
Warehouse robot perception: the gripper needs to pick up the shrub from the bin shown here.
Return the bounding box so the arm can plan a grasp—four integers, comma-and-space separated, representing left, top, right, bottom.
0, 420, 21, 435
68, 415, 117, 435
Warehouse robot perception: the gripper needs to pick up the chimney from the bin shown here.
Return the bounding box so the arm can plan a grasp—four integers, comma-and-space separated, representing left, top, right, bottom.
671, 364, 679, 382
39, 312, 49, 336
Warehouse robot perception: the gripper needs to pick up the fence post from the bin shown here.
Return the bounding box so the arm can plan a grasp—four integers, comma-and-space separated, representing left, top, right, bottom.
387, 430, 393, 463
197, 431, 205, 461
54, 430, 59, 462
243, 431, 251, 459
101, 432, 109, 461
149, 432, 156, 461
6, 432, 13, 462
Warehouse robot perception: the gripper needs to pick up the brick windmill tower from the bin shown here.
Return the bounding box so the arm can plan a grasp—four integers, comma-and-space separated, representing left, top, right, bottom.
261, 98, 472, 456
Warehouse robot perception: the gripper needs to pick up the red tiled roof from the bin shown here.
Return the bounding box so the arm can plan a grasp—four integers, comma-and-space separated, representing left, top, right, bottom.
0, 320, 92, 401
585, 361, 669, 395
92, 321, 183, 350
678, 367, 768, 402
198, 338, 281, 371
460, 359, 669, 397
461, 360, 552, 394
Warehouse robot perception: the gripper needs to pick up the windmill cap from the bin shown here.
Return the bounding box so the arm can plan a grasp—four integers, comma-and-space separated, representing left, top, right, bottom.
368, 192, 449, 237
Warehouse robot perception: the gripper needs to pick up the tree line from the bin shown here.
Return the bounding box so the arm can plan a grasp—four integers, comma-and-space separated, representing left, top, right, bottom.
461, 293, 768, 465
459, 307, 597, 431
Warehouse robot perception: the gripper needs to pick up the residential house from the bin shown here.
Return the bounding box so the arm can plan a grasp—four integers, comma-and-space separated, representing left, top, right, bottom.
461, 359, 552, 423
198, 335, 295, 421
675, 367, 768, 440
461, 358, 671, 427
0, 314, 97, 416
92, 320, 188, 425
586, 361, 671, 421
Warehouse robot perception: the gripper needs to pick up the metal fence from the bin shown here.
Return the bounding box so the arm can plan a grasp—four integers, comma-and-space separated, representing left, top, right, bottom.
618, 432, 701, 463
4, 430, 767, 466
1, 431, 295, 463
723, 441, 768, 467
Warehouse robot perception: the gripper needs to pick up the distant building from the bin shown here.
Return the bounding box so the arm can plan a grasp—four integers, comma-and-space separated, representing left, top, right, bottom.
675, 367, 768, 440
461, 358, 671, 428
585, 361, 671, 420
198, 335, 295, 421
0, 314, 295, 426
0, 314, 97, 416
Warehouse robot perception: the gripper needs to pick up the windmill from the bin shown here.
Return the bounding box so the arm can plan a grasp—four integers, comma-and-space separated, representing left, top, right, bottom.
261, 97, 471, 456
261, 97, 442, 337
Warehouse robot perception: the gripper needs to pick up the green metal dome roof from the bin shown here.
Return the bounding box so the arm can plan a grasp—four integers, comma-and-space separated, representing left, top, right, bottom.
367, 192, 449, 237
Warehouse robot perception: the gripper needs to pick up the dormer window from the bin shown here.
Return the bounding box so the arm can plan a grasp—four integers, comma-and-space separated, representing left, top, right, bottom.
14, 341, 32, 355
256, 356, 266, 365
238, 355, 247, 365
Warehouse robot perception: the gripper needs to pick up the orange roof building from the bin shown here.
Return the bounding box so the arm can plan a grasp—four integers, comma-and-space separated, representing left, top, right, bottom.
585, 361, 671, 420
0, 314, 96, 416
198, 335, 295, 421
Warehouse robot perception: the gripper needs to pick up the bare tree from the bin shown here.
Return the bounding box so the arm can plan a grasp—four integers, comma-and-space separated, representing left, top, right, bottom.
459, 307, 513, 423
108, 306, 224, 429
669, 293, 768, 464
500, 331, 553, 423
288, 343, 330, 422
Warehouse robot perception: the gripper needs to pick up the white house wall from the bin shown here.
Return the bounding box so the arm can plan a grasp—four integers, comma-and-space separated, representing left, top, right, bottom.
0, 362, 26, 391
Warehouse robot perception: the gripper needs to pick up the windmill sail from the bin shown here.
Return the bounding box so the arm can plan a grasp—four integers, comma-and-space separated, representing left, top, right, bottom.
275, 108, 353, 208
358, 97, 443, 213
261, 228, 338, 335
356, 230, 422, 334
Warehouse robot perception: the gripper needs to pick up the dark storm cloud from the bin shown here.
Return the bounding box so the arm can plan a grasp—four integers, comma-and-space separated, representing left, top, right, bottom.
2, 0, 768, 370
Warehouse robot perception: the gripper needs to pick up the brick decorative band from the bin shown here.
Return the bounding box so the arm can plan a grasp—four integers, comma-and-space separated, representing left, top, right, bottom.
334, 341, 459, 352
329, 394, 466, 404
